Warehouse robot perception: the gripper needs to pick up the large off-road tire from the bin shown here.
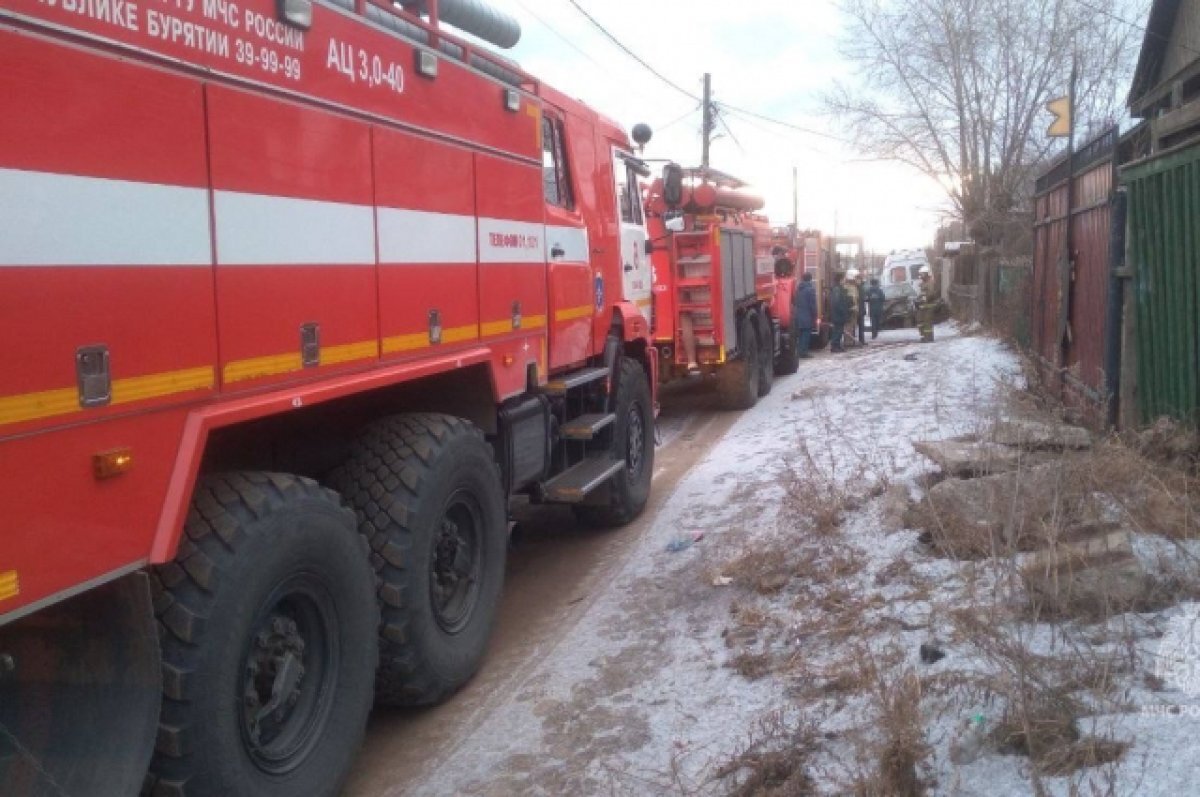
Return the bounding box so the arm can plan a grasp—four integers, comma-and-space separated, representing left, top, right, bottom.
573, 357, 655, 528
716, 315, 759, 410
754, 310, 774, 396
329, 414, 507, 707
775, 330, 801, 375
146, 472, 378, 797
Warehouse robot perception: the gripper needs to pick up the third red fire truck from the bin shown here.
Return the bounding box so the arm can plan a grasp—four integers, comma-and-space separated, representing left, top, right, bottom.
0, 0, 660, 793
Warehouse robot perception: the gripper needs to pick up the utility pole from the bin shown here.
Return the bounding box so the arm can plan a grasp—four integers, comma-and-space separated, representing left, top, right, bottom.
701, 72, 713, 170
792, 165, 799, 228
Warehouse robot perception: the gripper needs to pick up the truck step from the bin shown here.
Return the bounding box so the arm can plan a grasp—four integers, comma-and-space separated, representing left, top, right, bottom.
542, 366, 609, 396
677, 278, 710, 288
543, 455, 624, 503
676, 255, 712, 266
560, 412, 616, 441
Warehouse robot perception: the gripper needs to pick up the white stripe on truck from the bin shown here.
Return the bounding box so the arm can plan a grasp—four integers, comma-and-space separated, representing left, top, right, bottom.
377, 207, 478, 264
0, 168, 211, 267
213, 190, 376, 266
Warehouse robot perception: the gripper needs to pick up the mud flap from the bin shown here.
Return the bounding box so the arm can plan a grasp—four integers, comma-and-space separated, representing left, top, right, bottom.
0, 572, 161, 797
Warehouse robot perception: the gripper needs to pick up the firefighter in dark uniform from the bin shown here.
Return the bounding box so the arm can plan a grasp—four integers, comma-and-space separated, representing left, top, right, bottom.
916, 265, 937, 342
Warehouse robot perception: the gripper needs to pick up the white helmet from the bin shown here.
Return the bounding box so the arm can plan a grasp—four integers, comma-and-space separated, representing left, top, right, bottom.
846, 268, 860, 280
918, 265, 932, 276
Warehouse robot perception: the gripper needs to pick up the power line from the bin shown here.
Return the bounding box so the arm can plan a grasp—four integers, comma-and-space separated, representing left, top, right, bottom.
561, 0, 701, 101
718, 102, 852, 146
654, 104, 703, 134
510, 0, 616, 75
557, 1, 853, 148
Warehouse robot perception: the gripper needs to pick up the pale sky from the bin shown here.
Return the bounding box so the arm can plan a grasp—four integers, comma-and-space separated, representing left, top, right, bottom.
479, 0, 952, 251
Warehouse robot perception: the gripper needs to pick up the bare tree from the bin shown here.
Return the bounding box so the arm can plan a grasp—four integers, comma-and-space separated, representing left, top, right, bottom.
829, 0, 1146, 247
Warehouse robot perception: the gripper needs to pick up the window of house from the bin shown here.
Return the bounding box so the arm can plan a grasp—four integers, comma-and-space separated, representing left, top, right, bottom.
542, 117, 574, 210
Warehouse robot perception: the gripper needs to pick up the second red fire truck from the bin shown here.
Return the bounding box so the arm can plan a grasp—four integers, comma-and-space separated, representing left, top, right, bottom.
645, 166, 801, 409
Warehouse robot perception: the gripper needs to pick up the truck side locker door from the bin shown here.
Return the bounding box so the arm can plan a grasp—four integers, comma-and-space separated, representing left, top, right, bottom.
374, 128, 479, 361
206, 85, 379, 392
612, 149, 652, 321
541, 108, 593, 370
474, 152, 549, 398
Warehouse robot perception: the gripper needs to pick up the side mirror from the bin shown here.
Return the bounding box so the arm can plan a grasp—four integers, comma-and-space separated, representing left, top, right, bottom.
662, 163, 684, 208
664, 211, 685, 233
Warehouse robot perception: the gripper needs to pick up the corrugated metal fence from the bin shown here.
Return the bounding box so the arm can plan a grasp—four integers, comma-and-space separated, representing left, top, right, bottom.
1124, 143, 1200, 423
1032, 127, 1119, 417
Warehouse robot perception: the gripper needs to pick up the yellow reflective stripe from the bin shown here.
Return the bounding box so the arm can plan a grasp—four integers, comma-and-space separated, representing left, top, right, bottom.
554, 305, 594, 323
480, 314, 546, 337
223, 352, 303, 384
480, 319, 512, 337
112, 366, 214, 405
442, 324, 479, 344
382, 332, 430, 354
0, 386, 78, 426
0, 366, 215, 427
224, 339, 381, 383
381, 324, 477, 355
0, 571, 20, 602
322, 340, 379, 366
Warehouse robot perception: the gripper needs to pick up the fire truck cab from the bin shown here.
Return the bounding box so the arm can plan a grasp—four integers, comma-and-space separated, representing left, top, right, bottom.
0, 0, 657, 793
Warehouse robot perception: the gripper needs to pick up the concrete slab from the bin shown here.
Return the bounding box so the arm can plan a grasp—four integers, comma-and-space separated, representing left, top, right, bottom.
1020, 529, 1152, 617
913, 440, 1024, 477
992, 419, 1092, 450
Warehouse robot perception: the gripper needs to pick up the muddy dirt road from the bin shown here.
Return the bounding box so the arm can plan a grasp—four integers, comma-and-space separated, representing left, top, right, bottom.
345, 382, 743, 796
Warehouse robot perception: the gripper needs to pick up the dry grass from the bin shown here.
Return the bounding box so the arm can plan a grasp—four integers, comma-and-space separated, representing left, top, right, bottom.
835, 650, 931, 797
717, 713, 817, 797
949, 608, 1133, 778
714, 376, 1186, 794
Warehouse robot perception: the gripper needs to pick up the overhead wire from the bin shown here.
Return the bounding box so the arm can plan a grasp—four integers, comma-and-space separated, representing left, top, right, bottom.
561, 0, 701, 101
654, 104, 704, 134
557, 0, 855, 149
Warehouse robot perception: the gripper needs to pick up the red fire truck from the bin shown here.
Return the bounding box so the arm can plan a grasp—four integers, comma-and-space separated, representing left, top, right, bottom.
645, 167, 799, 409
0, 0, 659, 793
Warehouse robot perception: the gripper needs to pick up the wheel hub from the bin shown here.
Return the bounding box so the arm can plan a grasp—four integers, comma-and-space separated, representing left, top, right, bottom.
243, 615, 306, 745
429, 498, 483, 633
625, 403, 645, 477
238, 578, 336, 775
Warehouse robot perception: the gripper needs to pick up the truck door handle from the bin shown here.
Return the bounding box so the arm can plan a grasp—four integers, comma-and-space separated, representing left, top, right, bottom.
624, 264, 634, 272
551, 245, 565, 258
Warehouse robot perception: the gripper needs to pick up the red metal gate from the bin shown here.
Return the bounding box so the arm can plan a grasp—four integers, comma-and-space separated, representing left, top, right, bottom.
1031, 127, 1118, 415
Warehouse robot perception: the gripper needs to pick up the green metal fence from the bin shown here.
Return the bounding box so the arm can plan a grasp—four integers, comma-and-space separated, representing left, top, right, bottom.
1124, 144, 1200, 423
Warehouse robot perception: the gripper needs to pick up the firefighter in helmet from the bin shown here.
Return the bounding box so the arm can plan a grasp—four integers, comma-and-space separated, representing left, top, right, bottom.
916, 264, 937, 342
844, 268, 862, 347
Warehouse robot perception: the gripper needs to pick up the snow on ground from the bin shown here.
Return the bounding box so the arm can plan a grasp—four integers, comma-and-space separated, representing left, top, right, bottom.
409, 324, 1200, 795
